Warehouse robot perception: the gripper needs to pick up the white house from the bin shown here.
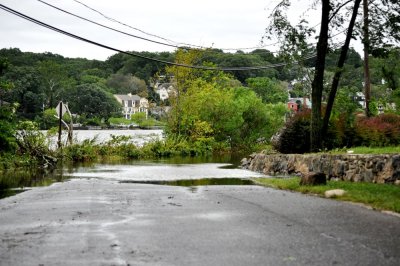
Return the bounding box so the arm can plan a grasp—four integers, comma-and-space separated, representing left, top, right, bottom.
354, 92, 366, 108
114, 93, 149, 119
155, 83, 175, 101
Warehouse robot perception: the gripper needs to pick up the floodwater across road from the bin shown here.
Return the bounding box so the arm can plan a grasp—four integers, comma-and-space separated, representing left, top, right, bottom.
1, 150, 400, 265
1, 169, 399, 265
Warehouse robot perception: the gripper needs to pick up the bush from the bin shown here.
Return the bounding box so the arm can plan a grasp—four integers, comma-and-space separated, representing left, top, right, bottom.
354, 114, 400, 146
272, 111, 311, 154
272, 110, 346, 153
15, 121, 56, 168
63, 138, 98, 162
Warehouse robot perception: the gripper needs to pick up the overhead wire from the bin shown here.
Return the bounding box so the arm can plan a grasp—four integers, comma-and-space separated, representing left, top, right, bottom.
0, 3, 322, 71
70, 0, 282, 51
71, 0, 180, 47
37, 0, 345, 57
68, 0, 348, 53
37, 0, 188, 50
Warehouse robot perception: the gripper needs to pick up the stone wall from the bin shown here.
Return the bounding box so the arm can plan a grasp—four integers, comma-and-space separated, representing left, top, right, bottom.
241, 153, 400, 184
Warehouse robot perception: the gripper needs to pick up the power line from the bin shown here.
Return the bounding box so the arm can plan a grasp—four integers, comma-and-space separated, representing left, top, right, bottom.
0, 3, 319, 71
41, 0, 285, 56
70, 0, 282, 51
39, 0, 346, 57
37, 0, 188, 50
71, 0, 210, 49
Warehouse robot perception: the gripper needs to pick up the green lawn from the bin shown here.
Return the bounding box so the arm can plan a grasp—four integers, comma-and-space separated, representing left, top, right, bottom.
253, 177, 400, 213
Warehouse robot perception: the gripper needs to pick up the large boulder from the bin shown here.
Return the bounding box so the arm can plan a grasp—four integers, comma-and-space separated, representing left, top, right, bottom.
300, 172, 327, 186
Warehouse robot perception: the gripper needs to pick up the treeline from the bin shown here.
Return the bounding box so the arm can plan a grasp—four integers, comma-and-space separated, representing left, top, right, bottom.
0, 47, 378, 117
1, 46, 399, 156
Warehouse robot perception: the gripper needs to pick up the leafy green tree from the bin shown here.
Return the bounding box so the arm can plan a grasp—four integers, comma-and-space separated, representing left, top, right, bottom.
369, 48, 400, 113
4, 66, 44, 119
246, 77, 288, 104
0, 58, 16, 153
106, 74, 148, 97
0, 104, 17, 153
38, 60, 72, 108
35, 108, 58, 130
63, 84, 120, 119
165, 48, 285, 148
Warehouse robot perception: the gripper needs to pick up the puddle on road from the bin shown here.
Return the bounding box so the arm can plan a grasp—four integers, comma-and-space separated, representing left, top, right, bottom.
120, 177, 256, 187
1, 158, 265, 199
120, 178, 258, 193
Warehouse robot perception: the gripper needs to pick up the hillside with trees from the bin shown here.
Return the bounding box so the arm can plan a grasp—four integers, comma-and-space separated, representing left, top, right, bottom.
0, 40, 399, 155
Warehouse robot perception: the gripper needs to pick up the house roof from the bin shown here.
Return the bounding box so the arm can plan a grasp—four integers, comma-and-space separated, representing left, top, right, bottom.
288, 97, 312, 107
114, 94, 141, 101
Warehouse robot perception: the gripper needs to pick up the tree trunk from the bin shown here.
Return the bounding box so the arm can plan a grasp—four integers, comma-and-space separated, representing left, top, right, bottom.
363, 0, 371, 116
322, 0, 362, 138
310, 0, 331, 152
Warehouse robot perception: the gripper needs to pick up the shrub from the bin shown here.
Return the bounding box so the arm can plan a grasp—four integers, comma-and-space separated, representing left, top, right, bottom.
15, 121, 56, 167
63, 138, 98, 162
327, 112, 357, 148
272, 111, 311, 154
354, 114, 400, 146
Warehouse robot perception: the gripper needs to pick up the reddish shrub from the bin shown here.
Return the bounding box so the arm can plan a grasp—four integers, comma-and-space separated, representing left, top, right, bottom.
355, 114, 400, 146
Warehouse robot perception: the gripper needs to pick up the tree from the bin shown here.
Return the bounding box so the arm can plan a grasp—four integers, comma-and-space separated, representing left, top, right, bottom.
106, 74, 148, 97
63, 84, 120, 119
4, 66, 44, 119
246, 77, 288, 104
267, 0, 370, 151
362, 0, 372, 116
165, 49, 204, 135
0, 57, 16, 153
354, 0, 400, 115
322, 0, 362, 138
38, 60, 70, 108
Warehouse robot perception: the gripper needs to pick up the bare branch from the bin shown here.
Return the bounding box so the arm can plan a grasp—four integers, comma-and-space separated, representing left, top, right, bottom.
328, 0, 353, 23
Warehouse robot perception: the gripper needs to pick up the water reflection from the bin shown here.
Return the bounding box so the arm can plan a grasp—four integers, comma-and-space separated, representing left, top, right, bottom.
0, 168, 67, 199
120, 178, 256, 186
67, 161, 264, 182
0, 155, 264, 199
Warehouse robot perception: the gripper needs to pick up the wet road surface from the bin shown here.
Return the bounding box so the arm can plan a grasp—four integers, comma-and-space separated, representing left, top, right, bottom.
1, 177, 399, 266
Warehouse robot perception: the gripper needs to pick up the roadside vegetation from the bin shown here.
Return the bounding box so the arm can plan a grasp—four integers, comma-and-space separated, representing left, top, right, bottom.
254, 177, 400, 213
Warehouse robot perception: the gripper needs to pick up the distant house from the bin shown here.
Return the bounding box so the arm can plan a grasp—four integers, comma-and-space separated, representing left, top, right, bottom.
114, 93, 149, 119
155, 83, 175, 101
288, 97, 311, 112
354, 92, 366, 108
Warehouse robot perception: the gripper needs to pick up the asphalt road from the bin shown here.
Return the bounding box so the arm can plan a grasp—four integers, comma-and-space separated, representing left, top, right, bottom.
0, 178, 399, 266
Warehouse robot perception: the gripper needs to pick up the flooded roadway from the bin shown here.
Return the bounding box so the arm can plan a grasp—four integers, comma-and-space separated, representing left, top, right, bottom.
1, 174, 400, 265
1, 158, 400, 265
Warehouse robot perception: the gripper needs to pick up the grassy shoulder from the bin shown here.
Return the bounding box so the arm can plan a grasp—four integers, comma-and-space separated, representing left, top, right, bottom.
253, 177, 400, 213
327, 146, 400, 154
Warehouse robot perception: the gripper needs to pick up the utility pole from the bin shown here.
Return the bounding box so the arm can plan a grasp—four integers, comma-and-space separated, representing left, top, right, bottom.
363, 0, 371, 117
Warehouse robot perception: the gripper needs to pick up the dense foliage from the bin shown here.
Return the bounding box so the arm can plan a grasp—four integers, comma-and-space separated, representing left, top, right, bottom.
274, 112, 400, 153
164, 49, 287, 151
0, 45, 400, 162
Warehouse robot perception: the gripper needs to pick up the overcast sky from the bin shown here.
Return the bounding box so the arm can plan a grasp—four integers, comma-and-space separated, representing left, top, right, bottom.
0, 0, 336, 61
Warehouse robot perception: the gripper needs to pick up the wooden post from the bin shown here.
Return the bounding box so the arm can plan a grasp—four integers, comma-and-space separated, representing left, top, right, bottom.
58, 101, 62, 149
